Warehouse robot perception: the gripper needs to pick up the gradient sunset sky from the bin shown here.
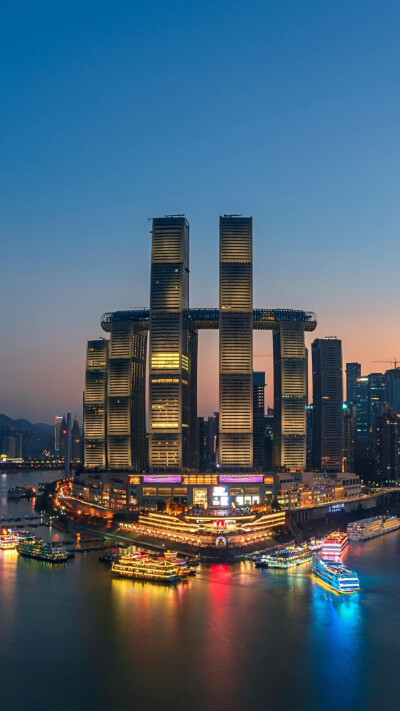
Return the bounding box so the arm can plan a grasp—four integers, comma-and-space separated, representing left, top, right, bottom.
2, 1, 400, 423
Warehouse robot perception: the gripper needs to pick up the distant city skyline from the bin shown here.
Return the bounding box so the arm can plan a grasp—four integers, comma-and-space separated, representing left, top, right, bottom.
2, 1, 400, 422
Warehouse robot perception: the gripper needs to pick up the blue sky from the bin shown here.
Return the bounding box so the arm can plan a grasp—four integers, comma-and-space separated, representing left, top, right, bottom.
1, 0, 400, 421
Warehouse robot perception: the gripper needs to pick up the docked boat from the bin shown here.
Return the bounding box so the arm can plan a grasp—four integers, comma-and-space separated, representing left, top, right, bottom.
0, 529, 19, 550
7, 486, 36, 499
321, 531, 349, 562
163, 550, 195, 576
255, 544, 313, 569
308, 537, 324, 551
347, 515, 400, 541
112, 552, 182, 583
18, 537, 69, 563
312, 556, 360, 594
99, 549, 121, 565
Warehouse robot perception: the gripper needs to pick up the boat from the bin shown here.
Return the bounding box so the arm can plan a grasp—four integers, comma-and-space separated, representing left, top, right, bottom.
312, 556, 360, 594
308, 537, 324, 551
99, 549, 121, 565
0, 529, 19, 550
321, 531, 349, 562
7, 486, 36, 499
255, 544, 313, 569
163, 550, 195, 576
18, 537, 69, 563
347, 515, 400, 541
112, 552, 182, 583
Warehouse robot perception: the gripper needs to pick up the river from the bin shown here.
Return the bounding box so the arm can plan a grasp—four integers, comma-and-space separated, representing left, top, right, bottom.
0, 470, 399, 711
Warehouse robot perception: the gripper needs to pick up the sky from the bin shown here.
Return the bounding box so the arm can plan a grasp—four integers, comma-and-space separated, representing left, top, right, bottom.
1, 0, 400, 423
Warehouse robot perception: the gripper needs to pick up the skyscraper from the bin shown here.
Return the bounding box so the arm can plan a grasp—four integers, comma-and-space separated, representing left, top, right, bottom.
219, 216, 253, 469
368, 372, 385, 429
343, 404, 356, 472
253, 372, 265, 470
385, 368, 400, 415
375, 406, 399, 482
54, 415, 63, 454
71, 416, 81, 463
346, 362, 361, 405
59, 416, 67, 461
84, 339, 108, 469
312, 337, 343, 472
149, 216, 190, 472
273, 323, 307, 471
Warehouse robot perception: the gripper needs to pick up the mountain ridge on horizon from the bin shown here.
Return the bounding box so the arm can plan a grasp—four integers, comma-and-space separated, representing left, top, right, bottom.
0, 413, 52, 432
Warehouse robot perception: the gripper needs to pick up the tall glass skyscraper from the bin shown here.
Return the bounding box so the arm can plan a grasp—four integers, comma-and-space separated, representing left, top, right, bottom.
312, 337, 343, 472
219, 216, 253, 469
149, 216, 189, 472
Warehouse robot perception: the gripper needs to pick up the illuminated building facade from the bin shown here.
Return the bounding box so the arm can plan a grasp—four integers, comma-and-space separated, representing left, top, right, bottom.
83, 215, 318, 503
83, 339, 108, 469
273, 322, 308, 471
253, 372, 266, 469
54, 416, 63, 454
219, 216, 253, 468
149, 216, 190, 472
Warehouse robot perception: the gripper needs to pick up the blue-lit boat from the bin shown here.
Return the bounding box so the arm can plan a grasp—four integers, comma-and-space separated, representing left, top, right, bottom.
312, 555, 360, 594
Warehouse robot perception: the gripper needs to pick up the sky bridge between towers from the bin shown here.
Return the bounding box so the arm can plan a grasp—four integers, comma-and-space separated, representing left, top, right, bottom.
101, 309, 317, 332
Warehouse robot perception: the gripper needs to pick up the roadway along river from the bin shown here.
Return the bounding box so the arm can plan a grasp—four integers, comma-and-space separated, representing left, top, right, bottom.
1, 470, 400, 711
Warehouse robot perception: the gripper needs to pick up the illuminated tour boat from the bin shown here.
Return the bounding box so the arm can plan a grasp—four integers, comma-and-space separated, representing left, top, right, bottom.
312, 556, 360, 594
0, 529, 19, 550
163, 550, 195, 577
112, 552, 182, 583
321, 531, 349, 562
256, 544, 313, 569
347, 515, 400, 542
18, 538, 69, 563
7, 486, 36, 499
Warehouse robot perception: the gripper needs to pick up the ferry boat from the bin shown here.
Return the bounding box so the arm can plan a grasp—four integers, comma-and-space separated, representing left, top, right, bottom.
347, 515, 400, 541
0, 529, 19, 550
18, 537, 69, 563
163, 550, 195, 576
312, 556, 360, 594
255, 544, 312, 569
321, 531, 349, 562
112, 552, 182, 583
308, 537, 324, 551
7, 486, 36, 499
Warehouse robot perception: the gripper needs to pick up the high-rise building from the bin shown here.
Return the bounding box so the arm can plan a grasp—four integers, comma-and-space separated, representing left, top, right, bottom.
273, 324, 307, 471
368, 373, 386, 429
346, 363, 361, 405
253, 372, 265, 470
59, 416, 67, 461
343, 404, 356, 473
198, 417, 208, 470
375, 406, 399, 482
84, 339, 108, 469
219, 216, 253, 469
385, 368, 400, 415
306, 405, 313, 470
71, 416, 81, 463
311, 338, 343, 472
2, 435, 15, 458
149, 216, 190, 472
54, 415, 63, 453
264, 408, 274, 470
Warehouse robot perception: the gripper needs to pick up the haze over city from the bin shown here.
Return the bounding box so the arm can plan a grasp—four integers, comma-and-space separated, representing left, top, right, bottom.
2, 0, 400, 423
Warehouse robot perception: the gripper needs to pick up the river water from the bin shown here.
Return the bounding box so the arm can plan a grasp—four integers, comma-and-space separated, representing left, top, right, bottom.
1, 470, 400, 711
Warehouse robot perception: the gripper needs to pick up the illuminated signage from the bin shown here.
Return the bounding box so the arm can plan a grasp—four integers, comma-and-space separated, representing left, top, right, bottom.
328, 503, 345, 513
219, 475, 263, 484
143, 475, 182, 484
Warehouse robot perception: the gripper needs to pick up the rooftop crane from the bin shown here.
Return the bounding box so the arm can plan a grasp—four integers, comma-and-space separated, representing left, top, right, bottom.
373, 358, 400, 369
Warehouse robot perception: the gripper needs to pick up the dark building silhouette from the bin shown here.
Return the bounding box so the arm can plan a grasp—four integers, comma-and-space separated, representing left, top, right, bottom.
385, 368, 400, 415
306, 405, 313, 470
59, 416, 67, 461
253, 372, 265, 470
343, 404, 356, 473
264, 408, 274, 470
346, 362, 361, 405
71, 416, 81, 463
375, 406, 399, 482
312, 337, 343, 472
